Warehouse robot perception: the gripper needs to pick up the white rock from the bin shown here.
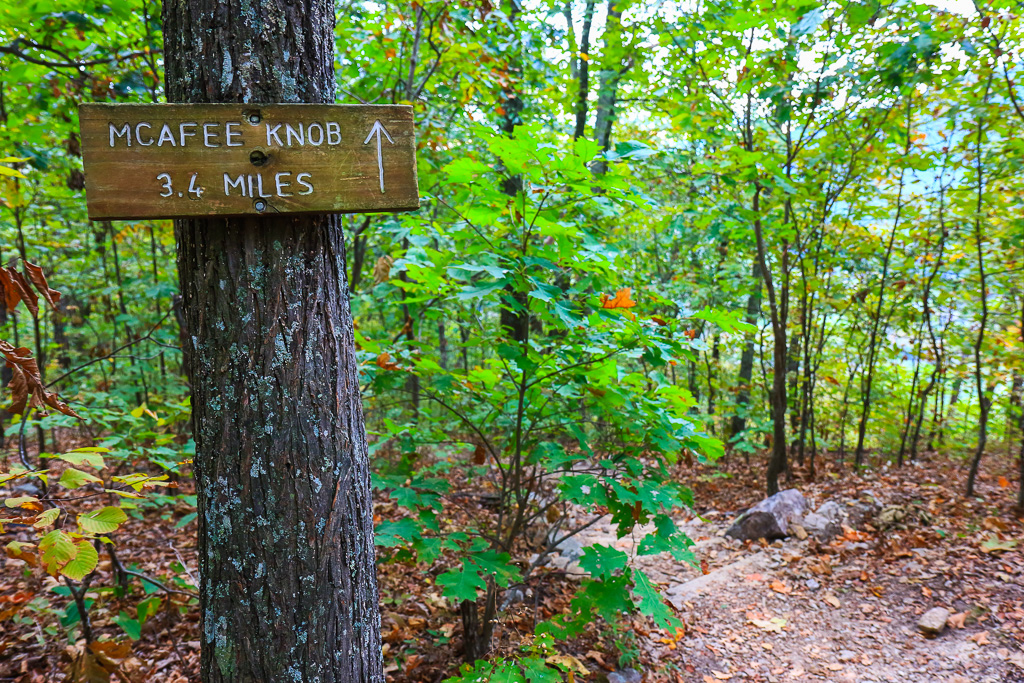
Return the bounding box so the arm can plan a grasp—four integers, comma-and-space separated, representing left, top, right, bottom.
918, 607, 950, 635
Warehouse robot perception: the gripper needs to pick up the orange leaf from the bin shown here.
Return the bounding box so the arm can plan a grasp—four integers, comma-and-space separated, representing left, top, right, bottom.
375, 352, 400, 371
600, 288, 636, 309
769, 580, 791, 594
998, 476, 1010, 488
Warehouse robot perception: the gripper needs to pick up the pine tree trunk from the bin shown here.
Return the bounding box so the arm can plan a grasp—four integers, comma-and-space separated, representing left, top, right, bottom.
162, 2, 383, 681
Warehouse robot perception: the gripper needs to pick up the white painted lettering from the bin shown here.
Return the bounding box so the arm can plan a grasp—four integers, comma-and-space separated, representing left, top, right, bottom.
306, 123, 324, 146
247, 175, 254, 197
135, 122, 154, 146
109, 123, 131, 147
296, 172, 313, 195
255, 173, 272, 198
157, 124, 176, 146
285, 123, 304, 146
266, 123, 283, 146
225, 122, 243, 146
224, 173, 247, 196
203, 123, 220, 147
179, 122, 198, 146
274, 172, 293, 197
326, 122, 341, 145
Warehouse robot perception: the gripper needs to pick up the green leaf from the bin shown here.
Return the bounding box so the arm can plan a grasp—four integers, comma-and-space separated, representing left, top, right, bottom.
39, 530, 77, 574
578, 544, 629, 579
61, 540, 98, 581
5, 495, 40, 508
521, 656, 561, 683
437, 564, 486, 602
632, 569, 679, 629
468, 551, 521, 588
59, 467, 103, 489
113, 611, 142, 640
33, 508, 60, 528
137, 596, 162, 624
57, 448, 108, 470
78, 506, 128, 535
375, 518, 420, 547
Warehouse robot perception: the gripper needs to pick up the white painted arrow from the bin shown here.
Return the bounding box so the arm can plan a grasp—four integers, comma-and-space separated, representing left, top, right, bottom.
363, 120, 395, 194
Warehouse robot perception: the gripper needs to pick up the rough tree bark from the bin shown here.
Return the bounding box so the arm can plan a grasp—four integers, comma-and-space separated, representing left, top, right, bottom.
162, 2, 383, 681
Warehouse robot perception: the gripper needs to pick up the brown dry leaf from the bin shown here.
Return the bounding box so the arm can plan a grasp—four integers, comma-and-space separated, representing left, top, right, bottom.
23, 261, 61, 309
823, 593, 841, 609
375, 352, 401, 371
546, 654, 588, 675
89, 640, 132, 660
0, 267, 18, 312
585, 650, 606, 667
769, 579, 791, 594
0, 341, 80, 418
7, 268, 38, 316
947, 612, 968, 629
998, 476, 1011, 488
744, 573, 764, 582
968, 630, 989, 646
710, 672, 732, 681
373, 255, 394, 284
982, 516, 1007, 532
600, 287, 636, 309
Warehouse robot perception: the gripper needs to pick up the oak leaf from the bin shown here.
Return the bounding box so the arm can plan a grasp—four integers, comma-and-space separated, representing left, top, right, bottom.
600, 288, 636, 309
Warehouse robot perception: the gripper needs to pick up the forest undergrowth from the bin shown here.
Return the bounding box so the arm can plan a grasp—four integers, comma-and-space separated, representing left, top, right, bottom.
2, 438, 1021, 683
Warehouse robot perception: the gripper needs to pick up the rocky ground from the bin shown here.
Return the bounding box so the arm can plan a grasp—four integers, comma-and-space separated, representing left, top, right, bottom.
545, 458, 1024, 682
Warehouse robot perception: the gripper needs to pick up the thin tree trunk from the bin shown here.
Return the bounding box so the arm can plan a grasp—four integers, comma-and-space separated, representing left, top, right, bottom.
855, 95, 913, 465
162, 1, 383, 681
573, 0, 596, 140
731, 262, 761, 440
591, 0, 627, 175
966, 81, 994, 497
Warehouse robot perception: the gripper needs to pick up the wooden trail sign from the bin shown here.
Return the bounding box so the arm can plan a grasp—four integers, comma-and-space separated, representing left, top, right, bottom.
79, 103, 419, 220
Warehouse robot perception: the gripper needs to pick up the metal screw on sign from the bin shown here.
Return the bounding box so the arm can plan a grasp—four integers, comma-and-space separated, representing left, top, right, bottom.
254, 199, 267, 212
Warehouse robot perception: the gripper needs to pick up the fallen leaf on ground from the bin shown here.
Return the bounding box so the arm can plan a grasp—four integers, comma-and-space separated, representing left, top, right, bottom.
947, 612, 968, 629
823, 593, 841, 608
748, 616, 786, 633
968, 631, 989, 646
770, 580, 791, 594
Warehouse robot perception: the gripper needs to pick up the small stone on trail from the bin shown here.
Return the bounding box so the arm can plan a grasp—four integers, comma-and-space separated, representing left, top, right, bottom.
838, 650, 858, 662
801, 511, 841, 541
918, 607, 950, 636
805, 578, 820, 590
607, 669, 643, 683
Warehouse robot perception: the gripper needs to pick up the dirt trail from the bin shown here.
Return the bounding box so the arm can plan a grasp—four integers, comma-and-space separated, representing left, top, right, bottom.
551, 487, 1024, 682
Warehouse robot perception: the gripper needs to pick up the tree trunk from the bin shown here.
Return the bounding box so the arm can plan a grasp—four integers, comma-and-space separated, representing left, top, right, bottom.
965, 88, 993, 497
591, 0, 626, 175
162, 2, 383, 681
572, 0, 596, 140
731, 262, 761, 440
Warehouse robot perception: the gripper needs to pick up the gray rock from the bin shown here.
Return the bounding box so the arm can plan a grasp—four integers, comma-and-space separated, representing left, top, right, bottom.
805, 578, 820, 590
550, 535, 585, 561
725, 489, 807, 541
918, 607, 950, 635
801, 511, 841, 540
838, 650, 857, 662
816, 501, 844, 524
608, 669, 642, 683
